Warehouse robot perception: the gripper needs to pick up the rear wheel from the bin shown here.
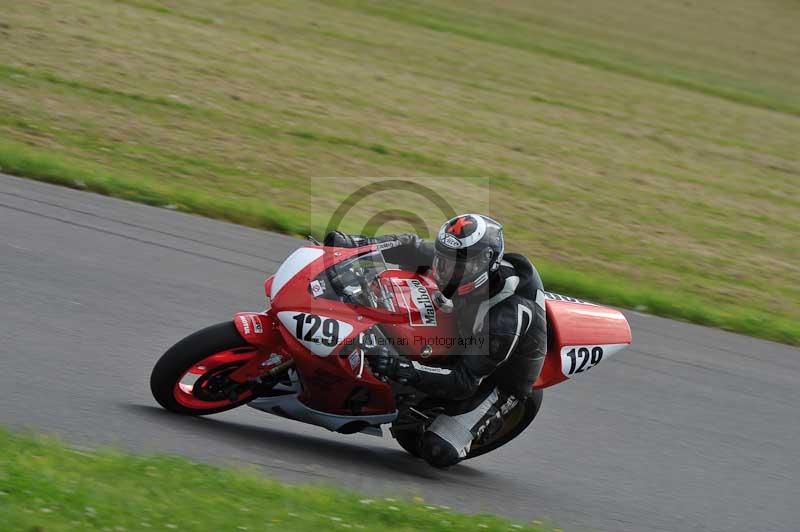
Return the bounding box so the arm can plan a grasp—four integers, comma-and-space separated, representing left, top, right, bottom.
466, 389, 543, 459
150, 322, 261, 416
392, 390, 543, 460
393, 430, 422, 457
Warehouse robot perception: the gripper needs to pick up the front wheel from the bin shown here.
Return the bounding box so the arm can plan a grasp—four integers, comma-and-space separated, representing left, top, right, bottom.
150, 321, 262, 416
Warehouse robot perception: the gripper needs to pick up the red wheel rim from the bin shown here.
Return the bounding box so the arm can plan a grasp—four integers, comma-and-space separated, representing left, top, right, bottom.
173, 347, 258, 410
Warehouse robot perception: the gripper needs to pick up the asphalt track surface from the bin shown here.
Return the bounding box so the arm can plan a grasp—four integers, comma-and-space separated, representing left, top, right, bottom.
1, 173, 798, 532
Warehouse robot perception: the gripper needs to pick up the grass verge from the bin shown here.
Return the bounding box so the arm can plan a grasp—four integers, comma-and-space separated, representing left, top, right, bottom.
0, 427, 549, 532
0, 139, 299, 233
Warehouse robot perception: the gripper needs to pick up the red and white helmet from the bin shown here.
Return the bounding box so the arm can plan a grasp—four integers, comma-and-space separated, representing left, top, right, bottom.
433, 214, 504, 298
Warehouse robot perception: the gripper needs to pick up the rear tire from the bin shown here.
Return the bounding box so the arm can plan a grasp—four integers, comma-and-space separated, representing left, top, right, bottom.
392, 390, 542, 460
150, 321, 257, 416
465, 389, 543, 459
394, 430, 422, 457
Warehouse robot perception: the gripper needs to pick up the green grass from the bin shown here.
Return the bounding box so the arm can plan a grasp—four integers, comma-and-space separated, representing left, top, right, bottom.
0, 0, 798, 344
0, 428, 550, 531
0, 139, 299, 231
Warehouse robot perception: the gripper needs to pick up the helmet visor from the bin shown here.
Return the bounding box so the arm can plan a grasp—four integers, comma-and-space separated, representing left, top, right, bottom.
432, 246, 493, 294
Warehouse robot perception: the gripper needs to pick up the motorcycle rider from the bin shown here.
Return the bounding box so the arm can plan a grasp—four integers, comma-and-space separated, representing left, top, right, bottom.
324, 214, 547, 468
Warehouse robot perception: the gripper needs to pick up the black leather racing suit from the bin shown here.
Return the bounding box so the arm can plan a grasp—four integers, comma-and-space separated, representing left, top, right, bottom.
324, 232, 548, 467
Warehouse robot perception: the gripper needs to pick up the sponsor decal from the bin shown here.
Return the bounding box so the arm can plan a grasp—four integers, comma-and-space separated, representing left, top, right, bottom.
475, 396, 518, 442
376, 240, 399, 250
499, 395, 519, 416
440, 233, 463, 249
348, 349, 361, 370
252, 315, 263, 334
406, 279, 437, 326
309, 279, 325, 298
238, 315, 251, 335
543, 292, 595, 305
411, 361, 452, 375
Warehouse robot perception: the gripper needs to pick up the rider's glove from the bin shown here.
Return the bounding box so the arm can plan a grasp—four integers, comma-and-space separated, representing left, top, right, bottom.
323, 231, 408, 252
324, 231, 371, 248
365, 346, 419, 385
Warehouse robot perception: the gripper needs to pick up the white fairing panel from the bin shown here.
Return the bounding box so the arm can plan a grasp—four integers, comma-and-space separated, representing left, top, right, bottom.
248, 393, 396, 434
270, 247, 323, 299
560, 343, 628, 378
277, 311, 354, 357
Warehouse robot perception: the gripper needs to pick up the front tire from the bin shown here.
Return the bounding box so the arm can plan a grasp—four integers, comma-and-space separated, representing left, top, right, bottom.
150, 321, 260, 416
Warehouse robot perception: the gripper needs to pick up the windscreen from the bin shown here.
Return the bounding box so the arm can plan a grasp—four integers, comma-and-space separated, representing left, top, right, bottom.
316, 250, 395, 310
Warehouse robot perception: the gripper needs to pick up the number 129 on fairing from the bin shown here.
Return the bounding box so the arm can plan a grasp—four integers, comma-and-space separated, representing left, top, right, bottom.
559, 343, 628, 377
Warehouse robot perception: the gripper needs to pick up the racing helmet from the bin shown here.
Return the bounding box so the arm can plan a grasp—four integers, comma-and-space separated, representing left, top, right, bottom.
433, 214, 504, 298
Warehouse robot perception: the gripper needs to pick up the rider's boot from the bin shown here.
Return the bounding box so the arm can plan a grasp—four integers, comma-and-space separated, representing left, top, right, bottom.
419, 385, 512, 468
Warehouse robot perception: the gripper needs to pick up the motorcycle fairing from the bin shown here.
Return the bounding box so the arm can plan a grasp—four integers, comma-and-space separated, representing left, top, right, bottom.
269, 247, 325, 299
264, 246, 458, 412
534, 298, 632, 389
238, 246, 631, 428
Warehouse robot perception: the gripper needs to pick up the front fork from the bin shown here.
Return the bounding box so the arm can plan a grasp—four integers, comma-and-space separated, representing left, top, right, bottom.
228, 311, 294, 385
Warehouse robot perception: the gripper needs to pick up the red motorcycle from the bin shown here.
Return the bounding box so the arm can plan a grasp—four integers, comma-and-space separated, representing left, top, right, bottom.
151, 243, 632, 460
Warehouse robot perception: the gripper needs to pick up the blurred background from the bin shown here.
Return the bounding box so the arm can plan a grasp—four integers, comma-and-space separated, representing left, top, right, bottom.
2, 3, 800, 532
2, 0, 798, 343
